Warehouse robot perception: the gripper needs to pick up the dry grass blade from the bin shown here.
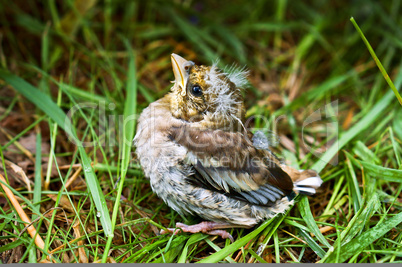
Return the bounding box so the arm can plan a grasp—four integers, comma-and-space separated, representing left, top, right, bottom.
18, 207, 68, 237
4, 159, 32, 192
64, 166, 83, 189
0, 128, 35, 163
72, 221, 88, 263
0, 174, 45, 251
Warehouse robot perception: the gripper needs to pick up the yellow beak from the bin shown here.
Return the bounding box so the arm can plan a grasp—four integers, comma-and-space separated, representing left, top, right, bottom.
171, 53, 194, 96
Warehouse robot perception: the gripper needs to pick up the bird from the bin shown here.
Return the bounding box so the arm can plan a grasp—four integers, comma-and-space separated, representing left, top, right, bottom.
134, 53, 323, 241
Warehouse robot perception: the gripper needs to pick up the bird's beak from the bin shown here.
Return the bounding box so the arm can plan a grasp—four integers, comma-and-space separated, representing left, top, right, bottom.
171, 53, 194, 96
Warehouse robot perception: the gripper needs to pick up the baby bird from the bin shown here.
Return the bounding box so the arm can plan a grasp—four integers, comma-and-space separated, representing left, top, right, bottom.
134, 54, 322, 241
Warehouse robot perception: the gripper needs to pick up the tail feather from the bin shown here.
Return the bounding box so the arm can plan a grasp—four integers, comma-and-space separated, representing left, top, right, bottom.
294, 176, 322, 188
293, 171, 323, 195
293, 186, 317, 195
281, 165, 323, 195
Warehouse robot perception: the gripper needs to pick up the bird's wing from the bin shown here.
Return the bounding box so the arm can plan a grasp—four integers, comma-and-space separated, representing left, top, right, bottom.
169, 125, 294, 206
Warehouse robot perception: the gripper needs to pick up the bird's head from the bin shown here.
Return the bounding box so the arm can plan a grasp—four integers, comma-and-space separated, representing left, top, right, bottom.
169, 53, 248, 130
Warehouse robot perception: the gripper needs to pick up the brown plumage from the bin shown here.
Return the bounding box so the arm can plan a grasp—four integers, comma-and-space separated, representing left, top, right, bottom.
134, 54, 323, 241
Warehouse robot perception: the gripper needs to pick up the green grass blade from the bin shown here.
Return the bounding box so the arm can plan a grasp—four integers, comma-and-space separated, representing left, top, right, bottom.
151, 236, 187, 263
0, 70, 113, 238
394, 109, 402, 141
324, 211, 402, 262
350, 17, 402, 106
273, 231, 280, 263
355, 161, 402, 182
312, 42, 402, 174
196, 216, 279, 263
213, 24, 246, 65
178, 234, 209, 263
273, 73, 352, 117
28, 65, 110, 103
0, 239, 25, 253
102, 40, 138, 262
340, 194, 380, 245
312, 90, 395, 173
138, 83, 155, 103
0, 70, 73, 137
32, 129, 42, 265
166, 8, 217, 61
389, 127, 401, 167
120, 42, 138, 180
204, 238, 237, 263
298, 196, 331, 248
345, 157, 362, 212
247, 248, 268, 263
353, 141, 381, 164
346, 151, 402, 182
298, 229, 326, 258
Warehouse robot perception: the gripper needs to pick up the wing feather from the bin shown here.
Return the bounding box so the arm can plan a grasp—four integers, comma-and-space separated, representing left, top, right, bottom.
170, 125, 294, 206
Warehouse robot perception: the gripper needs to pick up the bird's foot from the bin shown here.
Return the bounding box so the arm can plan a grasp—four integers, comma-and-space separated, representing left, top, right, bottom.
160, 221, 234, 242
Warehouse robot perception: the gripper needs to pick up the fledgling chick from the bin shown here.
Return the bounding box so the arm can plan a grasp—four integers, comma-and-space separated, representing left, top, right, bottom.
134, 54, 323, 241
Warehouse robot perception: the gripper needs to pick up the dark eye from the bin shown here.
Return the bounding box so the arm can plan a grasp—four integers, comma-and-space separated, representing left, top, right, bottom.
190, 85, 203, 97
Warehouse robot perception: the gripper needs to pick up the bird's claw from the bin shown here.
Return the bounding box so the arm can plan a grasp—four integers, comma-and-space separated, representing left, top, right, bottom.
160, 227, 181, 235
160, 222, 234, 242
206, 230, 234, 242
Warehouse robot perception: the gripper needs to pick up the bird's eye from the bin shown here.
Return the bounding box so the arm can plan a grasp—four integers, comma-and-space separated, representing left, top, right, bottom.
190, 85, 203, 97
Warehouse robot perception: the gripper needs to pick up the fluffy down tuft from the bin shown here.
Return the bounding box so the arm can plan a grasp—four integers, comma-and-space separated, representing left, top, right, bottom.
224, 63, 249, 89
203, 62, 248, 122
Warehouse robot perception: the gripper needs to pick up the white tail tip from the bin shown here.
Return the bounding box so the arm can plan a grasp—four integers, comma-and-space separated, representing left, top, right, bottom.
294, 177, 323, 188
294, 186, 317, 195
